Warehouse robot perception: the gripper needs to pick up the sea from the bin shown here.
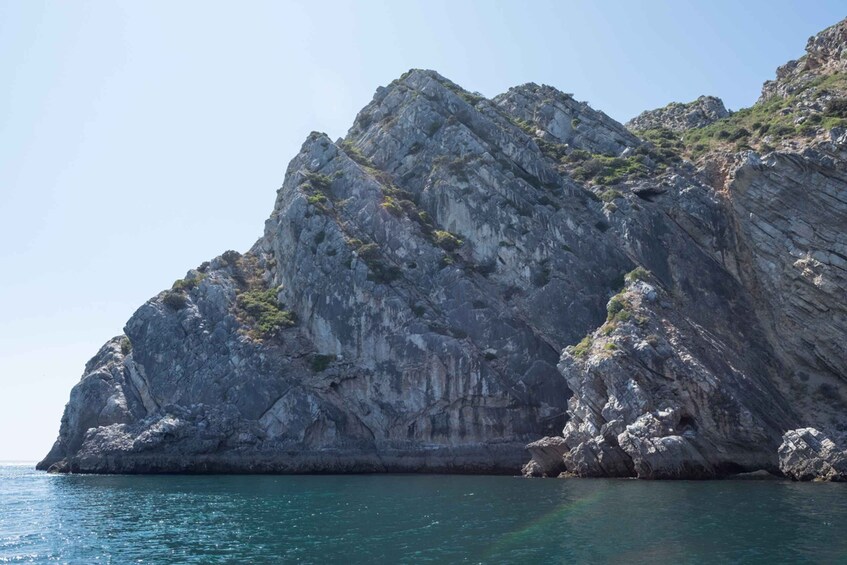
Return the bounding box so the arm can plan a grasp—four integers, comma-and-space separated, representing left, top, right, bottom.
1, 463, 846, 563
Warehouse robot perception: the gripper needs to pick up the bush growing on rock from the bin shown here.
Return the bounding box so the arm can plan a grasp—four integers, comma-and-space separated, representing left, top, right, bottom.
235, 288, 296, 339
433, 230, 462, 251
162, 291, 188, 310
355, 242, 402, 283
570, 335, 594, 358
171, 274, 204, 292
625, 267, 650, 283
221, 250, 241, 265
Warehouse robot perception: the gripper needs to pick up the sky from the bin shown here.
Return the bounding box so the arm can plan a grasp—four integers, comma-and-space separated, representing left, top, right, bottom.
1, 0, 844, 461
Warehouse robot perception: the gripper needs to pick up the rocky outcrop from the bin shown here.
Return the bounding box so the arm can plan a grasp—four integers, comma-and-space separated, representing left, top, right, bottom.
493, 83, 641, 156
523, 18, 847, 481
626, 96, 729, 133
39, 69, 632, 474
40, 19, 847, 480
522, 436, 568, 477
760, 19, 847, 102
548, 276, 794, 479
779, 428, 847, 481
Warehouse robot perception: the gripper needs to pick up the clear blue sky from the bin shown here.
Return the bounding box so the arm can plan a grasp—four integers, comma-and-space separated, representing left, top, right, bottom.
1, 0, 844, 461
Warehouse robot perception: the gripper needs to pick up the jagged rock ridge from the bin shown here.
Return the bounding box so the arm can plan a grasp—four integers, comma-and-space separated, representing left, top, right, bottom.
626, 95, 729, 133
40, 18, 847, 480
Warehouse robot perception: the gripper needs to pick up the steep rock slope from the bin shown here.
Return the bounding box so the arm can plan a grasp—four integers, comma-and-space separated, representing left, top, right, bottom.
39, 70, 634, 474
525, 17, 847, 480
41, 19, 847, 479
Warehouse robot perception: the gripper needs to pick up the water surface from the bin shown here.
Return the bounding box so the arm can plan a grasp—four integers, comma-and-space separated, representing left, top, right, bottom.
1, 464, 845, 563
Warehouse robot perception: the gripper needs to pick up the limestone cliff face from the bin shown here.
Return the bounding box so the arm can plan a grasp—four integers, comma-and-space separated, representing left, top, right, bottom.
40, 19, 847, 480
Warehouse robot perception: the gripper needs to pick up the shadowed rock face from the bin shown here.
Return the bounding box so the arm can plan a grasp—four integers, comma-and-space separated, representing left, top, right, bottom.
41, 19, 847, 479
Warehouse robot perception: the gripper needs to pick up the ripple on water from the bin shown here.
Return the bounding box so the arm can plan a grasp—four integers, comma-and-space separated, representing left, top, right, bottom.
1, 466, 846, 563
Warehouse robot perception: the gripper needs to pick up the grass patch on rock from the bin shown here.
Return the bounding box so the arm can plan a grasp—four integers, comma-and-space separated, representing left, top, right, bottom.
235, 287, 296, 340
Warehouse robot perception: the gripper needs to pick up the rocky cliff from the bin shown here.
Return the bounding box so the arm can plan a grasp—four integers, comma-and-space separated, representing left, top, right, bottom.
40, 18, 847, 480
625, 95, 728, 133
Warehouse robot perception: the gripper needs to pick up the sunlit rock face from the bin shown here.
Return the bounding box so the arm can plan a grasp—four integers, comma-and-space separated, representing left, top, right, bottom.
41, 18, 847, 480
626, 96, 729, 133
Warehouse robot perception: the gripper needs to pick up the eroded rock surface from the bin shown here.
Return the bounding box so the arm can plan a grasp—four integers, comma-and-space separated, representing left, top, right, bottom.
779, 428, 847, 481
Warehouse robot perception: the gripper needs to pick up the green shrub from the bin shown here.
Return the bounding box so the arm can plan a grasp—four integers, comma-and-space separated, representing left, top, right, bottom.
340, 139, 371, 166
571, 335, 593, 358
600, 189, 623, 202
307, 193, 327, 206
603, 342, 617, 351
443, 82, 484, 105
303, 172, 332, 191
163, 291, 188, 310
355, 242, 401, 283
613, 309, 632, 323
607, 295, 626, 319
680, 76, 847, 157
625, 267, 650, 283
772, 124, 795, 137
571, 155, 649, 185
381, 196, 404, 217
607, 292, 636, 324
356, 242, 380, 262
433, 230, 462, 251
458, 90, 484, 105
512, 117, 535, 135
535, 138, 569, 162
824, 98, 847, 118
221, 250, 241, 265
172, 274, 204, 292
120, 336, 132, 355
236, 288, 296, 339
567, 149, 592, 163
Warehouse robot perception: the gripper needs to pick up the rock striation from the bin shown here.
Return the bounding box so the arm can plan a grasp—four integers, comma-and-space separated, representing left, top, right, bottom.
41, 18, 847, 480
779, 428, 847, 481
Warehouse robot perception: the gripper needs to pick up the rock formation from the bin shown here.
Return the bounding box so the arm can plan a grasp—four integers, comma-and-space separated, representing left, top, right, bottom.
40, 18, 847, 480
626, 96, 729, 133
779, 428, 847, 481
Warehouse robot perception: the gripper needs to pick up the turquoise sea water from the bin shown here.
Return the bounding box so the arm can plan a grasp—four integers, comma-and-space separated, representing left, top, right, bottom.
1, 464, 846, 564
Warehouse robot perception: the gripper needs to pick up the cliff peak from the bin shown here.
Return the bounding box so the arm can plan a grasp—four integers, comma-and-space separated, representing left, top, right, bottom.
626, 95, 729, 133
760, 17, 847, 102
